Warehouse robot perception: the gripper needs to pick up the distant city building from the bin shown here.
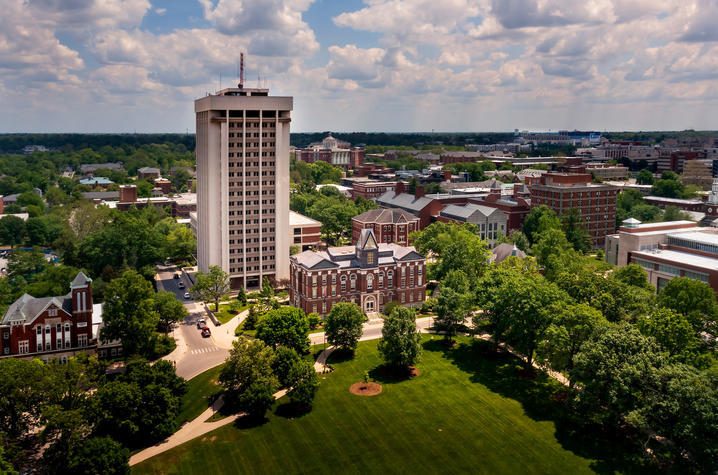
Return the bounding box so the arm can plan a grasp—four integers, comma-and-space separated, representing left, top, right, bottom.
352, 208, 420, 245
154, 178, 172, 194
79, 177, 114, 188
352, 181, 401, 200
116, 184, 196, 218
289, 229, 426, 316
195, 85, 292, 289
681, 160, 712, 190
606, 219, 718, 292
530, 172, 618, 246
0, 272, 116, 360
438, 203, 508, 246
137, 167, 161, 180
289, 210, 322, 251
294, 134, 364, 171
79, 163, 123, 174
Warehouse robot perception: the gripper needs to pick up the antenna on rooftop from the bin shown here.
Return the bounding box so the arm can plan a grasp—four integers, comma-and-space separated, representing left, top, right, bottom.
238, 52, 244, 89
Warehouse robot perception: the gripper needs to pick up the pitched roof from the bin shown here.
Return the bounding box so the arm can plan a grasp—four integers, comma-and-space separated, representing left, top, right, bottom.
440, 203, 502, 220
71, 271, 92, 289
1, 294, 71, 325
491, 243, 527, 263
138, 167, 160, 174
358, 229, 378, 249
376, 191, 433, 212
352, 208, 418, 224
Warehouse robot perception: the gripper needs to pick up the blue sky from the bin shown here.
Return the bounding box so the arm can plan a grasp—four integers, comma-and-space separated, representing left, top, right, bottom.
1, 0, 718, 133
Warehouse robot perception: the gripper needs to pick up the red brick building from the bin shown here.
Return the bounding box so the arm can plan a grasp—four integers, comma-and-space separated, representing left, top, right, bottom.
530, 172, 619, 246
352, 181, 402, 200
0, 272, 97, 361
290, 229, 426, 316
352, 208, 419, 245
154, 178, 172, 194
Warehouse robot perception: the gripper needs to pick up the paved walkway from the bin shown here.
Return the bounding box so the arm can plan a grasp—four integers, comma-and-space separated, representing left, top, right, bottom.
130, 346, 336, 467
213, 309, 248, 350
129, 388, 288, 467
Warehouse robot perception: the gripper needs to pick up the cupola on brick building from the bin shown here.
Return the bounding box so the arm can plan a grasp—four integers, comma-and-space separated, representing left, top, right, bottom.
289, 229, 426, 316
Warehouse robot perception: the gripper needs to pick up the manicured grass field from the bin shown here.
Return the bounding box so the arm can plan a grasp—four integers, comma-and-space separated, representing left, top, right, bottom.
135, 336, 632, 474
175, 365, 224, 426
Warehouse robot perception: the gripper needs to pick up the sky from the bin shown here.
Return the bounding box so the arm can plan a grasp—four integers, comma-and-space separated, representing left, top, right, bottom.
1, 0, 718, 133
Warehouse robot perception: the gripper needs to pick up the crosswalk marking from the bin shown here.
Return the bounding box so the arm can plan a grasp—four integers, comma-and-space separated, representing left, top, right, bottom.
189, 346, 221, 355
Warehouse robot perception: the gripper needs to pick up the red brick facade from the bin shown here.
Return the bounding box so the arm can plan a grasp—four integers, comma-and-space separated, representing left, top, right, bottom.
530, 173, 618, 246
0, 272, 95, 361
289, 230, 426, 316
352, 182, 400, 200
352, 209, 420, 245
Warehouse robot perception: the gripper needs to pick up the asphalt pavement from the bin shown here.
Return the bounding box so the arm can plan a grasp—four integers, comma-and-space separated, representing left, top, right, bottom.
156, 265, 229, 380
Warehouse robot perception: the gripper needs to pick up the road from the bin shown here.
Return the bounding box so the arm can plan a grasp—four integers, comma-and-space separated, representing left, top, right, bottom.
157, 263, 436, 380
156, 265, 229, 380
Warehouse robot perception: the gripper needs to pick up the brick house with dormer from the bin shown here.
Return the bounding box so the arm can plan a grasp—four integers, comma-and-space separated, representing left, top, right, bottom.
289, 229, 426, 316
0, 272, 103, 362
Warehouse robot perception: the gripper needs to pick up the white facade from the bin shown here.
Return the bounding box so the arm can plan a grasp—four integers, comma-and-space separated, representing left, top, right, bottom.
195, 87, 293, 289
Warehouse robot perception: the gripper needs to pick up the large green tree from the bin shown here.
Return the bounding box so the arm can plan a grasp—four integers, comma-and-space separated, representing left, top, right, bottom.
521, 205, 561, 245
657, 277, 718, 334
573, 323, 665, 424
638, 308, 701, 360
0, 215, 27, 247
256, 307, 310, 354
219, 336, 278, 419
190, 265, 230, 312
65, 436, 129, 475
538, 303, 606, 389
324, 302, 365, 353
100, 270, 159, 357
0, 358, 49, 439
153, 290, 188, 333
378, 306, 422, 370
435, 270, 473, 343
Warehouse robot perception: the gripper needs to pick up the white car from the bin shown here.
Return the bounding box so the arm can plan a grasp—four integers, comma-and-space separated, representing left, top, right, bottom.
184, 292, 191, 299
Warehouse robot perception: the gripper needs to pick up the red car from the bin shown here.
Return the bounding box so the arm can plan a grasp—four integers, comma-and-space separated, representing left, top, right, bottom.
201, 327, 211, 338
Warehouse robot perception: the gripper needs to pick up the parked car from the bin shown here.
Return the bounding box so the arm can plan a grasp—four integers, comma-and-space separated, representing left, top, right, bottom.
201, 327, 211, 338
196, 319, 207, 329
184, 292, 191, 299
178, 281, 185, 289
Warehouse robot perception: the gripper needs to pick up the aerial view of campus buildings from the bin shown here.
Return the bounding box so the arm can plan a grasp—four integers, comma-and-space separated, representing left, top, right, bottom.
1, 2, 717, 474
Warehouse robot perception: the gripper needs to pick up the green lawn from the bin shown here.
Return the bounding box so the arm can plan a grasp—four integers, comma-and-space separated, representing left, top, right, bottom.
215, 304, 248, 324
175, 364, 224, 426
136, 336, 640, 474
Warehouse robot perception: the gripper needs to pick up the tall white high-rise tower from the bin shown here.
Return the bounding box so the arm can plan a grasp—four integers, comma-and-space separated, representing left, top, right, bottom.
195, 86, 293, 290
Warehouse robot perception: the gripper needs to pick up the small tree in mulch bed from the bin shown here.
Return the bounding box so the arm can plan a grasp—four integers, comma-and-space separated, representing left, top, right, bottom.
377, 306, 421, 376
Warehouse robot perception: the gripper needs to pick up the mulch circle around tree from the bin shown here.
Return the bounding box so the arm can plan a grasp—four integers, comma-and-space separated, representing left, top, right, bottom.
349, 382, 383, 396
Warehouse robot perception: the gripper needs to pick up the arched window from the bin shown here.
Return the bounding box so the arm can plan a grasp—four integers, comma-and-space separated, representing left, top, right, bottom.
340, 274, 347, 292
350, 274, 357, 291
387, 271, 393, 287
367, 273, 374, 291
378, 272, 384, 288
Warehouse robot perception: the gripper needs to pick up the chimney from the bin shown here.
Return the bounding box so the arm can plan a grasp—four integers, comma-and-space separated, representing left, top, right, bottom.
443, 170, 452, 181
119, 185, 138, 203
513, 184, 521, 196
415, 185, 425, 198
395, 181, 406, 195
